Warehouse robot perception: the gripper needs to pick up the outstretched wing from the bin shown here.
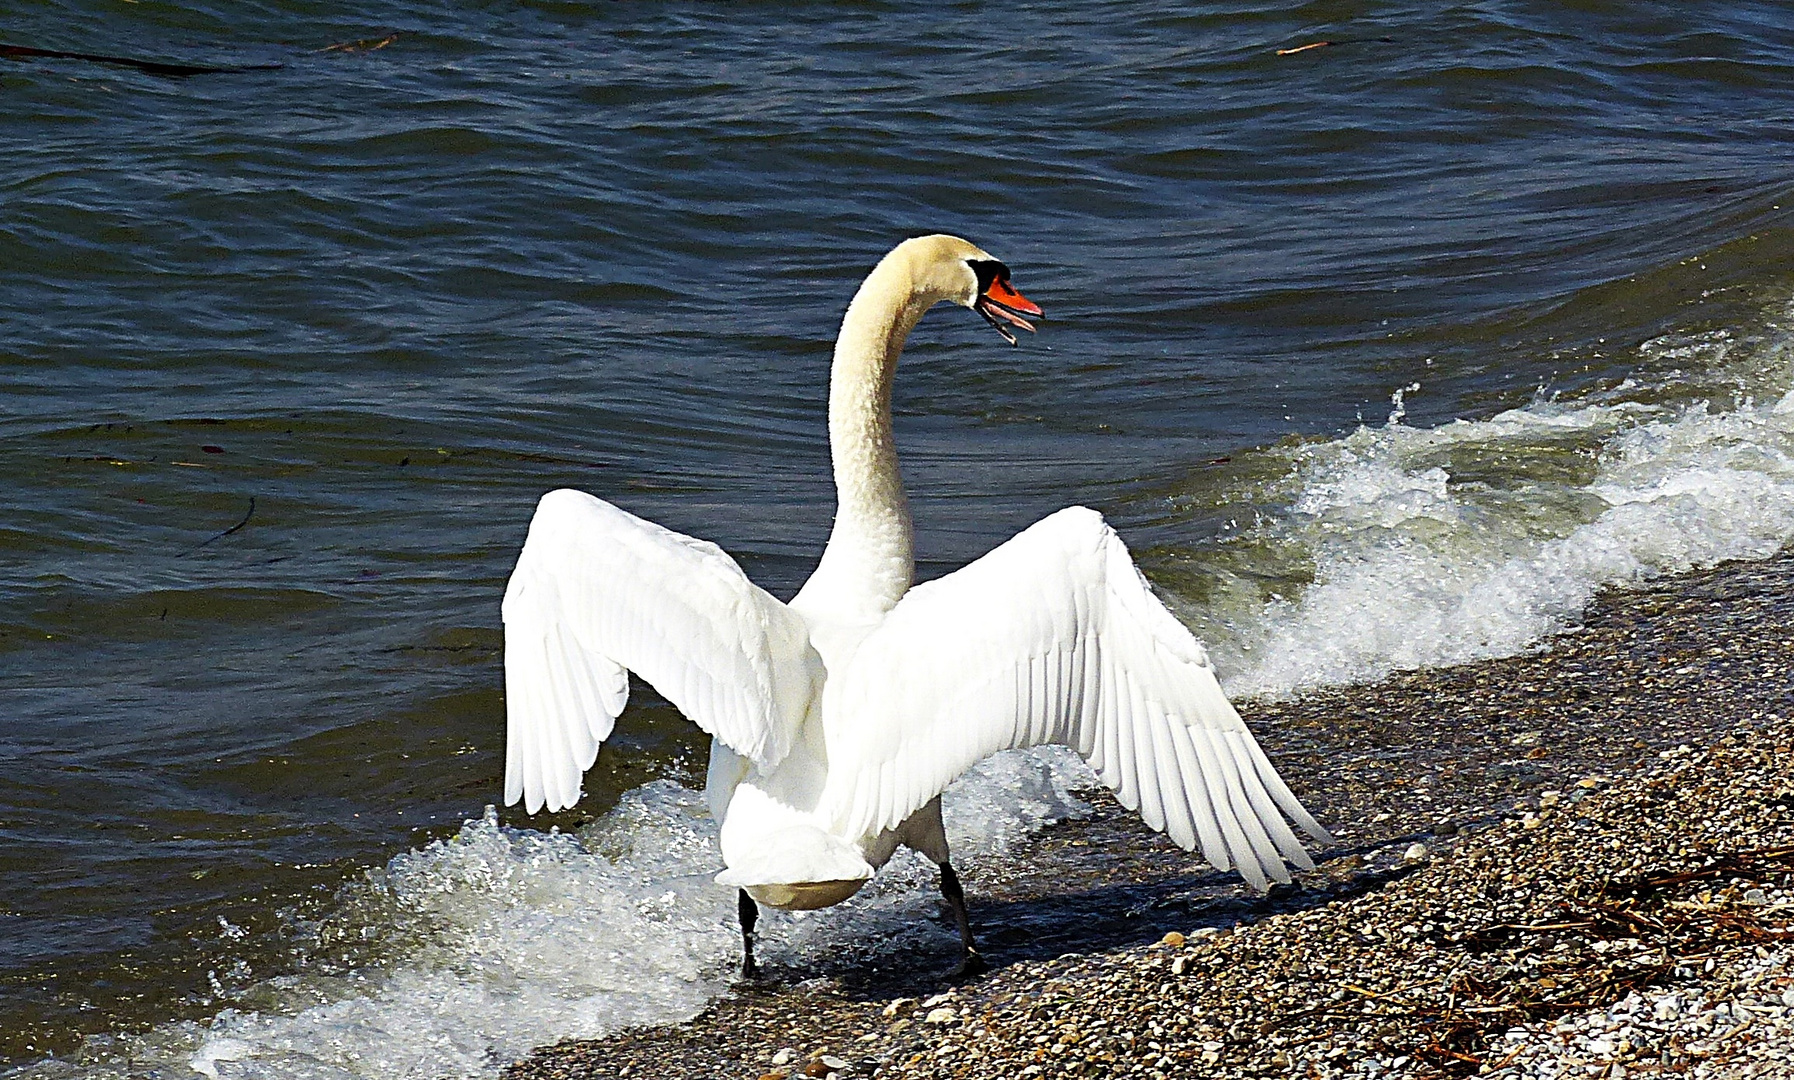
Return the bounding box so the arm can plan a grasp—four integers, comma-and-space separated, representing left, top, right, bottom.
821, 506, 1329, 890
502, 489, 822, 814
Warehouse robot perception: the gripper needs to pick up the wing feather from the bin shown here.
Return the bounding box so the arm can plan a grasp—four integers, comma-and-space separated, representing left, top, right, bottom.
821, 506, 1329, 889
1073, 641, 1099, 756
1233, 730, 1316, 868
1115, 674, 1144, 812
1183, 725, 1255, 884
1167, 719, 1227, 870
1094, 646, 1123, 788
1147, 706, 1193, 851
1126, 681, 1161, 830
502, 489, 822, 813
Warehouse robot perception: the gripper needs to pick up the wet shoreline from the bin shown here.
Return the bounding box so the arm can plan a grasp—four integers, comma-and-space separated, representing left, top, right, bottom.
504, 549, 1794, 1079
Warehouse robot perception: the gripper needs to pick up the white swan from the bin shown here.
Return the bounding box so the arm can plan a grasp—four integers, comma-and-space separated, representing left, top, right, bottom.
502, 235, 1330, 976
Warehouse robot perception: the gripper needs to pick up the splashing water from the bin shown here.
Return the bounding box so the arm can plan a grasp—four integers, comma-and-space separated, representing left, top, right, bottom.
1214, 313, 1794, 698
11, 752, 1088, 1080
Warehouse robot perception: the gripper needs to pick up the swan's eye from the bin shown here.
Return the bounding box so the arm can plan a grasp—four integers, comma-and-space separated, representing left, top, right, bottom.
967, 259, 1010, 295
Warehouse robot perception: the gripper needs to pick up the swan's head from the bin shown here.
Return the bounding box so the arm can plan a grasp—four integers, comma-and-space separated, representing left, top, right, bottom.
891, 234, 1043, 346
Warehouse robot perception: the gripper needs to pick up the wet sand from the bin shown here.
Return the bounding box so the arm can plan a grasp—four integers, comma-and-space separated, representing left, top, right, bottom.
505, 551, 1794, 1080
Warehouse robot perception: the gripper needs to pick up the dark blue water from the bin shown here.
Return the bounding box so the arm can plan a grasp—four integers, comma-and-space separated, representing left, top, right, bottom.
6, 2, 1794, 1073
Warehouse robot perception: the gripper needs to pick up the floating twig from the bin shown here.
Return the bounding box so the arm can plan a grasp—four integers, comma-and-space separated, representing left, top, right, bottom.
0, 42, 282, 76
199, 497, 256, 547
319, 33, 399, 54
1274, 37, 1396, 56
511, 450, 610, 469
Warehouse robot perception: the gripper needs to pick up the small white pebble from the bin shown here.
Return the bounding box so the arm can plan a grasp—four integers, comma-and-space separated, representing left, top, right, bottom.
1403, 843, 1428, 862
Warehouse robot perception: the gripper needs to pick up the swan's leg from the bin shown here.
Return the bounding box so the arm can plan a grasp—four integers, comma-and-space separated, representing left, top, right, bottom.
898, 796, 984, 975
938, 860, 985, 976
737, 888, 760, 979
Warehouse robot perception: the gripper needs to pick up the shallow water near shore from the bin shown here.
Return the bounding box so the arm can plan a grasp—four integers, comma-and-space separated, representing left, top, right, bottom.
6, 2, 1794, 1076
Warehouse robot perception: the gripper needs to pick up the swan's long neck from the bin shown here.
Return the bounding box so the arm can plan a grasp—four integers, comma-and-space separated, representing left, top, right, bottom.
794, 259, 934, 623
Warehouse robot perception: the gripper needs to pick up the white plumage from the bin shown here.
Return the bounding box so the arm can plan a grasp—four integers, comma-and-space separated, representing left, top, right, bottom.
818, 506, 1324, 890
503, 491, 822, 810
501, 235, 1329, 972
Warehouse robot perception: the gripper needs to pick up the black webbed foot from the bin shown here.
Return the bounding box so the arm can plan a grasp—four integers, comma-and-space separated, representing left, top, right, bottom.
950, 948, 987, 980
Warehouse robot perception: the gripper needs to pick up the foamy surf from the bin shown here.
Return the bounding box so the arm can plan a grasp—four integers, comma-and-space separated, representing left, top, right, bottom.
9, 753, 1089, 1080
1209, 308, 1794, 698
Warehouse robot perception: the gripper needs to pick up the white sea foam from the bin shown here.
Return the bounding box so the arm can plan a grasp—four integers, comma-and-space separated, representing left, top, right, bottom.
15, 751, 1087, 1080
1215, 313, 1794, 699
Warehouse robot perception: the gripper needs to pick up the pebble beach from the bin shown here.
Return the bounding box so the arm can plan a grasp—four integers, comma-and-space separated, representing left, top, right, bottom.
504, 550, 1794, 1080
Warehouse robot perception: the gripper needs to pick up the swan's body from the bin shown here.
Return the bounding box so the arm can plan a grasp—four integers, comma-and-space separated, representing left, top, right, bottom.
503, 235, 1329, 973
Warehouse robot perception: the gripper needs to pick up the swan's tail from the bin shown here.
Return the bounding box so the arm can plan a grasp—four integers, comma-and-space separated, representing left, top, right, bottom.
715, 822, 874, 892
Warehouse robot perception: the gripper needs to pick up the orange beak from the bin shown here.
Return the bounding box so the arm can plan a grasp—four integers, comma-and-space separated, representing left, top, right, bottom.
983, 276, 1042, 317
974, 275, 1042, 345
